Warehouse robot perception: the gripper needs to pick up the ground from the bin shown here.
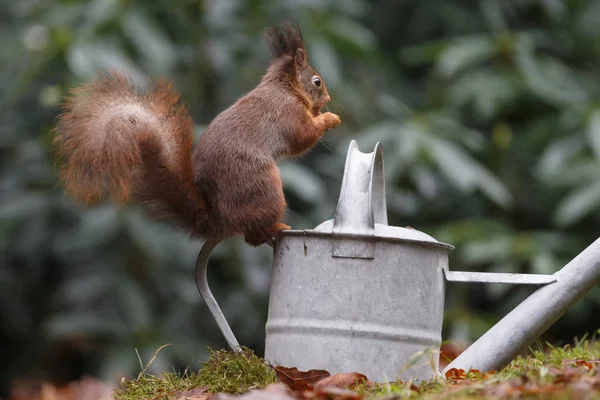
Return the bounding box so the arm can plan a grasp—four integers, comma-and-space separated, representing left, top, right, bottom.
9, 337, 600, 400
112, 336, 600, 400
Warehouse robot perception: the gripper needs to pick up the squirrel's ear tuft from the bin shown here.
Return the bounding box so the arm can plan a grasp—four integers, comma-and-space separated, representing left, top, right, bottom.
294, 48, 306, 67
265, 21, 306, 59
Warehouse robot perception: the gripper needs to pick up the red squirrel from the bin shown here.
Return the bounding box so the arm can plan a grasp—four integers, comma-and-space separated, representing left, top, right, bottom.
53, 22, 341, 247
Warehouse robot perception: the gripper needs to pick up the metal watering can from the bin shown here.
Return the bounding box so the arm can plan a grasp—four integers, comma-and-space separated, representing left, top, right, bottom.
195, 140, 600, 382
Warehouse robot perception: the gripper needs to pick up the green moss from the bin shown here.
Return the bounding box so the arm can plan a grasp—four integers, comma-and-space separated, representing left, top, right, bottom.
493, 335, 600, 382
362, 336, 600, 399
113, 336, 600, 400
193, 347, 277, 394
113, 347, 276, 400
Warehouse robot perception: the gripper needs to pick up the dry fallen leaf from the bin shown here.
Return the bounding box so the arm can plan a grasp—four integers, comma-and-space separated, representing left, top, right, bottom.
311, 386, 362, 400
38, 383, 73, 400
72, 377, 114, 400
444, 367, 495, 383
439, 343, 464, 370
313, 373, 372, 390
482, 376, 560, 397
172, 387, 210, 400
444, 368, 466, 383
568, 374, 600, 393
210, 383, 294, 400
272, 366, 330, 391
482, 380, 522, 397
409, 383, 421, 394
563, 358, 595, 370
9, 378, 42, 400
548, 365, 590, 384
10, 376, 114, 400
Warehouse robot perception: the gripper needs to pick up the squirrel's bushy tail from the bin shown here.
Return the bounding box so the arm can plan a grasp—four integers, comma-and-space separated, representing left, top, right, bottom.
53, 72, 206, 237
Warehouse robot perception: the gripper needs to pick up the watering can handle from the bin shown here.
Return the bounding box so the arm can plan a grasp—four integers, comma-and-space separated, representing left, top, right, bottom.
195, 238, 241, 352
331, 140, 387, 259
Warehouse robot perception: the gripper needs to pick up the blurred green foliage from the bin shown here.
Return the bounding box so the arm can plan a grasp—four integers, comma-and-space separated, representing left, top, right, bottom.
2, 0, 600, 394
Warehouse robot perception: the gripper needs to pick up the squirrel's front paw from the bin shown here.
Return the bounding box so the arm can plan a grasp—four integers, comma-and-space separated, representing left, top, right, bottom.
323, 112, 341, 130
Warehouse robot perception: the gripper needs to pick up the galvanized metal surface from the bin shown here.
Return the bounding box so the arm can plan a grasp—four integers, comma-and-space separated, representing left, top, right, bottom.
195, 237, 240, 351
444, 270, 557, 285
442, 237, 600, 374
331, 141, 387, 259
264, 140, 453, 381
265, 233, 451, 381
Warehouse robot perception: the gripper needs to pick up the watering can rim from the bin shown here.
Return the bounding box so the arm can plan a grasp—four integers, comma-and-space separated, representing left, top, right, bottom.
276, 225, 455, 251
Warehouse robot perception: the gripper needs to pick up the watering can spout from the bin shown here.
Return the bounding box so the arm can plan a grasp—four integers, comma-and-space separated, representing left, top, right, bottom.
443, 238, 600, 375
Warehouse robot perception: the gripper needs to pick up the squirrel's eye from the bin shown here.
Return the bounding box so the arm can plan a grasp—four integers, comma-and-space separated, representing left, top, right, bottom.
312, 76, 321, 87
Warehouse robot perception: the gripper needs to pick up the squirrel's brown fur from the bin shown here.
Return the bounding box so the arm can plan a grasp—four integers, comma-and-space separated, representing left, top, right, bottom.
53, 22, 341, 246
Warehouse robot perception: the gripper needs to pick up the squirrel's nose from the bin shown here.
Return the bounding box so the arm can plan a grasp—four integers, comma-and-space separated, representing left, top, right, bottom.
324, 94, 331, 103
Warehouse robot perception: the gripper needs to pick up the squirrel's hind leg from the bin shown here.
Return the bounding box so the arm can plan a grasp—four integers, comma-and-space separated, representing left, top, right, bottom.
244, 222, 290, 247
238, 163, 290, 246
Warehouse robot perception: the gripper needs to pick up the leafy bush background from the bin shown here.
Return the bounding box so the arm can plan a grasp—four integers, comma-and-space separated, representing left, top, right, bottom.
2, 0, 600, 394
